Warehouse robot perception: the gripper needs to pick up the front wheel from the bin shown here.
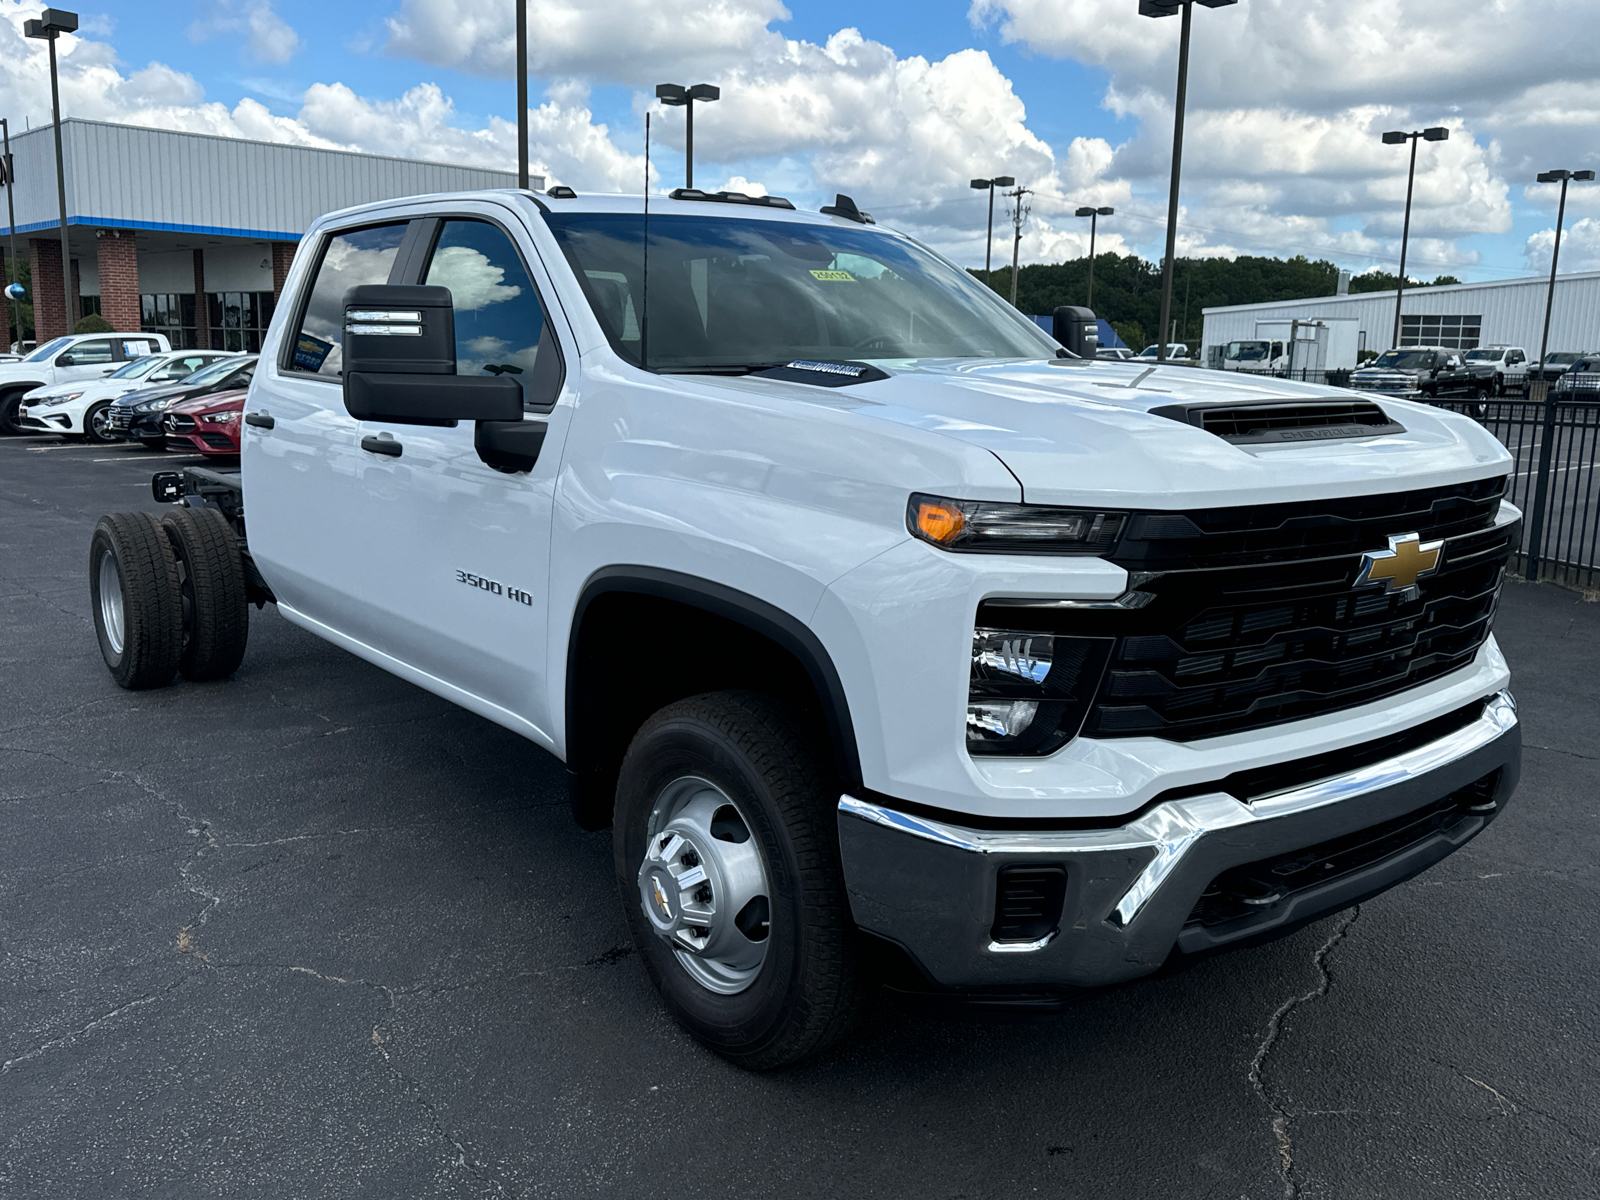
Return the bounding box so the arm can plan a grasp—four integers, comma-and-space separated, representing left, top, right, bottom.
0, 390, 23, 435
614, 692, 861, 1070
83, 401, 118, 444
139, 436, 167, 452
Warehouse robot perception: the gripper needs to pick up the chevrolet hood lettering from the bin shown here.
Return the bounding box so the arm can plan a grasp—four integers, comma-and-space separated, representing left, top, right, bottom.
1355, 533, 1443, 597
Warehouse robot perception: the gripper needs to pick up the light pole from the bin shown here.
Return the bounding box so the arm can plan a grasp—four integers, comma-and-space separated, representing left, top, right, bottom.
655, 83, 720, 190
1006, 184, 1032, 307
515, 0, 528, 190
1140, 0, 1236, 362
1074, 206, 1114, 309
1, 119, 21, 349
24, 8, 76, 341
970, 175, 1014, 283
1523, 166, 1595, 581
1381, 125, 1449, 349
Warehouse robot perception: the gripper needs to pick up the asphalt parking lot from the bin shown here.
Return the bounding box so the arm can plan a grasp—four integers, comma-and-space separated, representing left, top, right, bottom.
2, 434, 1597, 1200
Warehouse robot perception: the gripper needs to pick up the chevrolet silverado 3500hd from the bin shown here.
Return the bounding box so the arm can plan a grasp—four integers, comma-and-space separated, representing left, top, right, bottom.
88, 188, 1522, 1068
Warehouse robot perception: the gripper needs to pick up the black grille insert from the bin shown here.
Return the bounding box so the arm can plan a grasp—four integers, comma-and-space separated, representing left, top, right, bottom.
1152, 400, 1405, 445
1187, 770, 1502, 929
990, 865, 1067, 945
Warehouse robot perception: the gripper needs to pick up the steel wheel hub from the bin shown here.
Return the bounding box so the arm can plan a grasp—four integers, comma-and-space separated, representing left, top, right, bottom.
638, 776, 771, 995
97, 548, 125, 655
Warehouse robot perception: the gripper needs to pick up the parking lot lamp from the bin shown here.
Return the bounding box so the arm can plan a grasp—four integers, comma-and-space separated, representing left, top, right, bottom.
515, 0, 528, 189
24, 9, 76, 340
1, 118, 21, 349
654, 83, 720, 189
1382, 125, 1449, 349
1140, 0, 1237, 363
970, 176, 1014, 282
1523, 166, 1596, 581
1075, 206, 1114, 309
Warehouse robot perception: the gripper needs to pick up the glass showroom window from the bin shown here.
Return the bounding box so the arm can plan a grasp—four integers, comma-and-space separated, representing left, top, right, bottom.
141, 293, 199, 349
208, 291, 276, 353
1400, 314, 1482, 350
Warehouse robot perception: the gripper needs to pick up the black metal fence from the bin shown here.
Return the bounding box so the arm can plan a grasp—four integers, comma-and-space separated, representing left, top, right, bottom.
1429, 388, 1600, 591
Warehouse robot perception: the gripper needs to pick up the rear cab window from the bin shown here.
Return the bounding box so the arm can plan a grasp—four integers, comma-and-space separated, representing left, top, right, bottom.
285, 223, 409, 377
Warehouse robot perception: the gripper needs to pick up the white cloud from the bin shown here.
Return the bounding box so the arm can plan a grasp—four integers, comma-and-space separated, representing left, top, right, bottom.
188, 0, 302, 65
1526, 218, 1600, 274
424, 244, 523, 311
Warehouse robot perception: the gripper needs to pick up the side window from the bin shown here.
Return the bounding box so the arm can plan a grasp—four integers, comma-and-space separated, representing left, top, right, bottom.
232, 363, 256, 387
423, 219, 559, 409
289, 223, 409, 377
68, 339, 116, 365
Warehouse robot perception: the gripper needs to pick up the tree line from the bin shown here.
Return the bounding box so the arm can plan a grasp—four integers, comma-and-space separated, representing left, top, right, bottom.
974, 253, 1460, 351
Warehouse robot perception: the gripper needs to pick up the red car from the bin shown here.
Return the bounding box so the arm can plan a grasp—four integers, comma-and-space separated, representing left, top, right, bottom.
164, 387, 247, 456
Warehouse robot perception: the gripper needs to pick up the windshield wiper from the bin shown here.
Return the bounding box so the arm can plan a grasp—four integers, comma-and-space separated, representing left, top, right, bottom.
653, 362, 786, 376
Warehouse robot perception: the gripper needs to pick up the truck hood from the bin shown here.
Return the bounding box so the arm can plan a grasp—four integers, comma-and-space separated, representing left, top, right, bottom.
715, 357, 1511, 509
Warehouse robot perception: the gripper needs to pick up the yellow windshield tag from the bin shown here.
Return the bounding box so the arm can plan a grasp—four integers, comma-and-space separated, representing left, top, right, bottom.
809, 269, 855, 282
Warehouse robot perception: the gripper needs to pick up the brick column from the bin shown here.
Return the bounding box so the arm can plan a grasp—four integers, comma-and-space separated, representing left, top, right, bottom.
193, 248, 209, 349
96, 230, 141, 331
29, 237, 68, 342
271, 240, 297, 296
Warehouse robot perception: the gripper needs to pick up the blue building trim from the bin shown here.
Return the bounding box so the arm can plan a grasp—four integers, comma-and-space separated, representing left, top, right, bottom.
8, 215, 300, 241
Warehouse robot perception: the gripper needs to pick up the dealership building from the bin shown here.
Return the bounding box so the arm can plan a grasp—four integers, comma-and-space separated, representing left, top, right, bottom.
1, 119, 536, 348
1201, 270, 1600, 361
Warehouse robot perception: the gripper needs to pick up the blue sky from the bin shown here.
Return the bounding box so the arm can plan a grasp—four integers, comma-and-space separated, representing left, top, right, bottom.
8, 0, 1598, 283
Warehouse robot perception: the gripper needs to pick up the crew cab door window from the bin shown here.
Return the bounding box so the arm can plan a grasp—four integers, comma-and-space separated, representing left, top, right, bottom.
422, 219, 561, 411
287, 223, 409, 377
62, 339, 115, 366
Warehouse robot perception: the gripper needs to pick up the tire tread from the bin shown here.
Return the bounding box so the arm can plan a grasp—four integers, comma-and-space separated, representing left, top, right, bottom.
161, 506, 249, 681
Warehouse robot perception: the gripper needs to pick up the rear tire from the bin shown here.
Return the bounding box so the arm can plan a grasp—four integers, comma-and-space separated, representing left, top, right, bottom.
614, 691, 861, 1070
89, 512, 184, 689
161, 506, 249, 681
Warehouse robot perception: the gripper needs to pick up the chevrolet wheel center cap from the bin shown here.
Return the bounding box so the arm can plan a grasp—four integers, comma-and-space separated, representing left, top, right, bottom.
1355, 532, 1444, 597
649, 872, 673, 921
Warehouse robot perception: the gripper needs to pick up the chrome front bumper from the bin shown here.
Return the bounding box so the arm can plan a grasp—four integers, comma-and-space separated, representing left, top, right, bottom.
838, 692, 1520, 990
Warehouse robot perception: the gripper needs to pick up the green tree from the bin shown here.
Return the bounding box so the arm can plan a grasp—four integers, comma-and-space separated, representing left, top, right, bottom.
3, 256, 31, 347
74, 312, 113, 333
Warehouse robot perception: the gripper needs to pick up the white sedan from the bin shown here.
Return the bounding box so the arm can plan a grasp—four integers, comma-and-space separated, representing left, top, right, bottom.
18, 350, 240, 443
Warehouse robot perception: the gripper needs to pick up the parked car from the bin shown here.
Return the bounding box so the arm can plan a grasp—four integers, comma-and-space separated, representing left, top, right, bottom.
1462, 345, 1529, 395
1349, 346, 1496, 401
106, 355, 257, 449
1096, 347, 1136, 361
1553, 355, 1600, 398
1133, 342, 1191, 361
163, 388, 247, 456
16, 350, 240, 442
92, 188, 1520, 1068
1526, 350, 1591, 386
0, 332, 169, 434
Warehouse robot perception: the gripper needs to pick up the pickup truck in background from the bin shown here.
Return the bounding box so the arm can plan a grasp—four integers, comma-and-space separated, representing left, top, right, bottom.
0, 331, 170, 435
86, 188, 1522, 1069
1463, 345, 1530, 395
1349, 346, 1497, 401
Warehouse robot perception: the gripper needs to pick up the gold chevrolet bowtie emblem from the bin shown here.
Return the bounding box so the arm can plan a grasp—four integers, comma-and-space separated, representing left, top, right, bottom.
651, 876, 673, 920
1355, 532, 1443, 597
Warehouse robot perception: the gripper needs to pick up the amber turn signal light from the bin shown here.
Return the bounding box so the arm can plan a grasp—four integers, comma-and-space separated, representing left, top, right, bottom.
915, 499, 967, 544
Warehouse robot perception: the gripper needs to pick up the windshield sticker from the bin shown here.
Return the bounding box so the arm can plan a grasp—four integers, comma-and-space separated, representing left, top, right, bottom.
808, 269, 855, 282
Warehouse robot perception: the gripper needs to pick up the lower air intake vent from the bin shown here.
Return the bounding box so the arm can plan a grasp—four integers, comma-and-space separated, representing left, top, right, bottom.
1153, 401, 1405, 445
990, 865, 1067, 945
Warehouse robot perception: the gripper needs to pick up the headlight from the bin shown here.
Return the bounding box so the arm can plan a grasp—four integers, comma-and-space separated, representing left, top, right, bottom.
39, 391, 83, 407
909, 493, 1125, 555
966, 628, 1112, 756
136, 398, 170, 412
206, 410, 240, 424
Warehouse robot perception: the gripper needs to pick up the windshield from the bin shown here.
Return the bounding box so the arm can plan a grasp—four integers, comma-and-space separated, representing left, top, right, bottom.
25, 337, 72, 363
109, 355, 168, 380
1464, 349, 1503, 362
183, 357, 247, 386
1372, 350, 1436, 370
1546, 352, 1582, 364
1226, 341, 1269, 360
543, 212, 1054, 370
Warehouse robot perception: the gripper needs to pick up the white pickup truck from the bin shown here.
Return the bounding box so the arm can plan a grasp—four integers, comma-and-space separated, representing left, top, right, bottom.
88, 188, 1522, 1068
0, 331, 170, 434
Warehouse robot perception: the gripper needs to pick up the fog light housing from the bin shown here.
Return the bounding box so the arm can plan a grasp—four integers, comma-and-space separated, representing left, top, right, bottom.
967, 628, 1112, 756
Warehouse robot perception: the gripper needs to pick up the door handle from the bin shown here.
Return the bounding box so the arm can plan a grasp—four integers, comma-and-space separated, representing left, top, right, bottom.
244, 411, 275, 429
361, 433, 403, 458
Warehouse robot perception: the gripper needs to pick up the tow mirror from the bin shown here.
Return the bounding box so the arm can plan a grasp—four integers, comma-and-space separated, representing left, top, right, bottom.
342, 284, 523, 426
1052, 306, 1099, 358
342, 284, 545, 473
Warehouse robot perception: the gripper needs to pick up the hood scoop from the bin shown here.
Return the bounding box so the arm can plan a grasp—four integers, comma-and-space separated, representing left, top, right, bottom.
1150, 400, 1405, 446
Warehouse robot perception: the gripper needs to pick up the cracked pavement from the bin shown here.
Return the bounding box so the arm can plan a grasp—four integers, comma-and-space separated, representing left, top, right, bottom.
2, 437, 1597, 1198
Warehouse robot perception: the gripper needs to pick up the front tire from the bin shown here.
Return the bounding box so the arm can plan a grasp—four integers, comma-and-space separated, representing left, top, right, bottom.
89, 512, 184, 689
83, 401, 118, 444
0, 389, 24, 435
139, 436, 167, 452
614, 692, 861, 1070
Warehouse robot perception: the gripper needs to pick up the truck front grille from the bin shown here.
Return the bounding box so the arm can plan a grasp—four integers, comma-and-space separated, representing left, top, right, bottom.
977, 478, 1515, 744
